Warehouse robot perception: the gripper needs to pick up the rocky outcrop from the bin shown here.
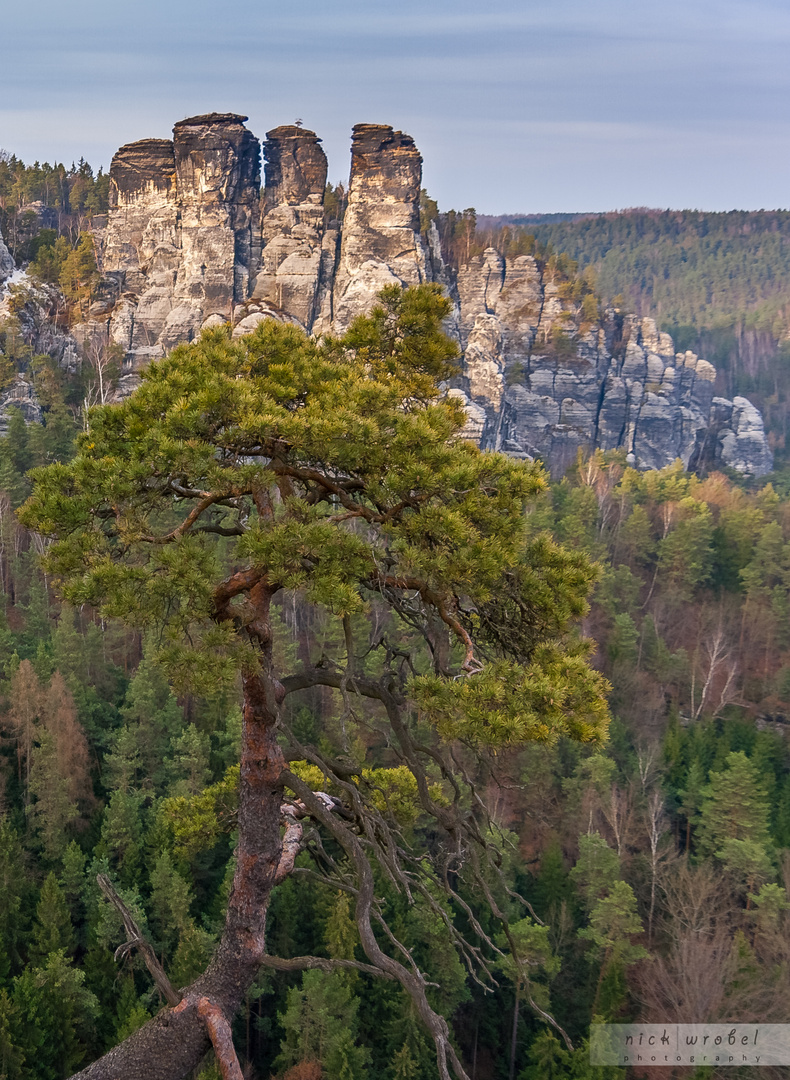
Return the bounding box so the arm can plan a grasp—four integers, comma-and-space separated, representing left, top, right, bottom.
0, 376, 42, 433
331, 125, 429, 331
79, 112, 771, 477
453, 249, 772, 476
0, 234, 14, 285
96, 114, 261, 375
251, 126, 330, 330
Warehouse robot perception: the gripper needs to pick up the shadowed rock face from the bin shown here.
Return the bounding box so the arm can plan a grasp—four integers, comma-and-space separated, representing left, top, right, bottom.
252, 126, 330, 330
83, 113, 772, 476
0, 233, 14, 283
331, 124, 428, 331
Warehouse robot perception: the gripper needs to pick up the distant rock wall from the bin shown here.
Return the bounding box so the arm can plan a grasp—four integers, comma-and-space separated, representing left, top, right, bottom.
0, 234, 14, 284
453, 251, 773, 475
77, 113, 773, 476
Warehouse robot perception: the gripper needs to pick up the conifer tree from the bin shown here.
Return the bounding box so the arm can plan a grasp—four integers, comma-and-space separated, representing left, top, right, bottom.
31, 871, 75, 962
0, 819, 27, 985
12, 950, 98, 1080
28, 672, 92, 859
19, 285, 609, 1080
4, 660, 42, 805
0, 988, 25, 1080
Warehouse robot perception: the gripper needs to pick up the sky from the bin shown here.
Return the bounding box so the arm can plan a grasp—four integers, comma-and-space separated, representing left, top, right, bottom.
3, 0, 790, 214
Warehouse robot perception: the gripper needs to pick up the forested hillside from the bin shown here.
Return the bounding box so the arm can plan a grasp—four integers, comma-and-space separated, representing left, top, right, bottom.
3, 146, 790, 1077
1, 286, 790, 1078
475, 210, 790, 470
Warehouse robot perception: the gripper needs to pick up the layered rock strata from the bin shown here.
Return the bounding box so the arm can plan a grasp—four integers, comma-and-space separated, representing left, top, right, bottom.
76, 113, 772, 476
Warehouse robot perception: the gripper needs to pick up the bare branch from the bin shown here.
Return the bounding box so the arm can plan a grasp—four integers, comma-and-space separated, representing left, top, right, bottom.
97, 874, 181, 1007
260, 954, 397, 980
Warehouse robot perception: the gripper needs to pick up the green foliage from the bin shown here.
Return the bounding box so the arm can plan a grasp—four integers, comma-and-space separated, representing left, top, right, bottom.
159, 766, 239, 860
570, 833, 620, 911
697, 751, 773, 857
58, 234, 99, 321
277, 970, 371, 1080
578, 880, 647, 965
12, 950, 98, 1080
30, 873, 74, 962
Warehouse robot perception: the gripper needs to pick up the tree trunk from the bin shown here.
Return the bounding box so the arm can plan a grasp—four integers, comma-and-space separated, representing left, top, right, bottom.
72, 601, 286, 1080
509, 985, 520, 1080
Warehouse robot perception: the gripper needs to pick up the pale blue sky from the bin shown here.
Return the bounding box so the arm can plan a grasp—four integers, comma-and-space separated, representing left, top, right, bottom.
4, 0, 790, 213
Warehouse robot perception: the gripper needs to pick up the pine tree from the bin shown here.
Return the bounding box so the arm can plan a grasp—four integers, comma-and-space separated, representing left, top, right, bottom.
277, 969, 370, 1080
20, 284, 609, 1080
0, 988, 25, 1080
12, 950, 99, 1080
168, 725, 211, 797
0, 819, 26, 985
3, 660, 42, 806
147, 852, 193, 961
698, 751, 773, 857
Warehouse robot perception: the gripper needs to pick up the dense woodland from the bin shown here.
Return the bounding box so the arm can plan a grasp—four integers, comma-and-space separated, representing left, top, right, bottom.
1, 351, 790, 1077
2, 155, 790, 1078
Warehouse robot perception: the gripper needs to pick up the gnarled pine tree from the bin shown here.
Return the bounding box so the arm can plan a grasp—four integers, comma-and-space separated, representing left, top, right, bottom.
20, 285, 609, 1080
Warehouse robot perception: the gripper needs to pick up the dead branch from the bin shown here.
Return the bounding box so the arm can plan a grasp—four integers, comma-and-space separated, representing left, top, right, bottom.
260, 954, 397, 979
96, 874, 181, 1007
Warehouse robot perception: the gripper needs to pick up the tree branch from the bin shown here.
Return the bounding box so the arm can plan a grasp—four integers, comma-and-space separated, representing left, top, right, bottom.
274, 811, 304, 885
260, 954, 397, 979
197, 998, 244, 1080
96, 874, 182, 1007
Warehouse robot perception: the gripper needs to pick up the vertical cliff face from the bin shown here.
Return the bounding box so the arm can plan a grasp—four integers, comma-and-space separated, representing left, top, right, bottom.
252, 126, 329, 330
454, 250, 773, 476
172, 113, 260, 318
83, 112, 771, 476
331, 124, 428, 331
97, 114, 260, 373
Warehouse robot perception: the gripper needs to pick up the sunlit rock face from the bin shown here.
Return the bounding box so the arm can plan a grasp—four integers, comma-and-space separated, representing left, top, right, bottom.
331, 124, 429, 332
82, 113, 772, 477
95, 114, 260, 379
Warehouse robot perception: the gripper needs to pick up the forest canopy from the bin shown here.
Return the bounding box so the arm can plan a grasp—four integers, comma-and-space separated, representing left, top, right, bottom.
15, 284, 610, 1080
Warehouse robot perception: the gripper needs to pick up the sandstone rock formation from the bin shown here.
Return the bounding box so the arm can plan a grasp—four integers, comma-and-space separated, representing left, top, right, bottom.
251, 125, 329, 330
453, 250, 773, 476
75, 112, 772, 476
0, 376, 42, 433
331, 125, 429, 331
96, 114, 261, 377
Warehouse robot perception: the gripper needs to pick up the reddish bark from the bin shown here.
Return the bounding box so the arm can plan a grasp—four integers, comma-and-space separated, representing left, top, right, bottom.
72, 589, 285, 1080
